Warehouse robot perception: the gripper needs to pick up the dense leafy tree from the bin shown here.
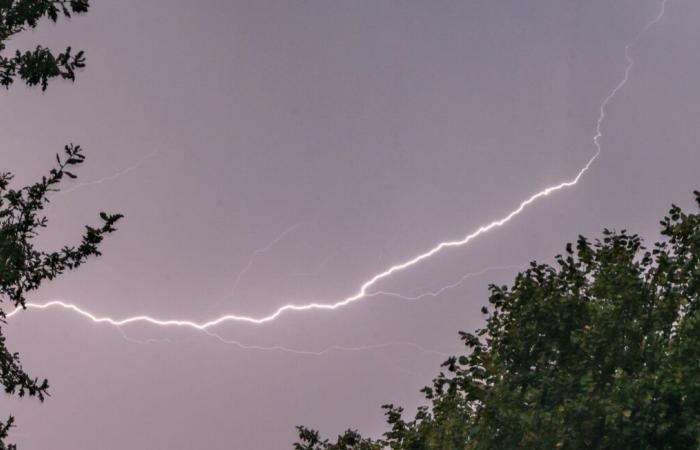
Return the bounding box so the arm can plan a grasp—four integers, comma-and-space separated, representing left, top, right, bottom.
296, 191, 700, 449
1, 1, 121, 448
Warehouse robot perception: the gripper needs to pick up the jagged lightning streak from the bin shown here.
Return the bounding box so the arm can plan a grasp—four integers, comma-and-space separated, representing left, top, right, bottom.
7, 1, 669, 330
195, 221, 312, 317
116, 265, 523, 352
120, 327, 450, 357
50, 146, 161, 198
209, 221, 309, 311
366, 264, 527, 302
201, 330, 450, 357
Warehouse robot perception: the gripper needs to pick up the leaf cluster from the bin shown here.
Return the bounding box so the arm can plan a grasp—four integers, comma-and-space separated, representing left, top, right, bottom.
0, 0, 89, 89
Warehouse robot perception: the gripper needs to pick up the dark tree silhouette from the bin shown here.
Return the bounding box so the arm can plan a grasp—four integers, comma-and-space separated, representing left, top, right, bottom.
1, 1, 122, 448
296, 191, 700, 450
0, 147, 122, 449
1, 0, 89, 90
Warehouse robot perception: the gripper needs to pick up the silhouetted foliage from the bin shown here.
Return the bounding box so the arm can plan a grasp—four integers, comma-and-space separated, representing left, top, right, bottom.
0, 146, 122, 448
1, 0, 89, 90
295, 427, 382, 450
1, 1, 120, 448
296, 191, 700, 449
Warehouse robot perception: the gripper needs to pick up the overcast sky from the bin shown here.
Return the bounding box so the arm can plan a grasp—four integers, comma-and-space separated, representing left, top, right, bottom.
2, 0, 699, 448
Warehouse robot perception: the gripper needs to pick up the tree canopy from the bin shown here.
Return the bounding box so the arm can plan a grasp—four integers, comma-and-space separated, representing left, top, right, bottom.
296, 191, 700, 450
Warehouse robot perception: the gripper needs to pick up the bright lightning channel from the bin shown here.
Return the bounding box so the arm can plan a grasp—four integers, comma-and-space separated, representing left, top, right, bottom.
116, 265, 522, 353
7, 1, 668, 331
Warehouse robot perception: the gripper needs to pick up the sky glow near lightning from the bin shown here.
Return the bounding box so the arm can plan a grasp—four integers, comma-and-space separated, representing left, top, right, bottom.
7, 1, 669, 336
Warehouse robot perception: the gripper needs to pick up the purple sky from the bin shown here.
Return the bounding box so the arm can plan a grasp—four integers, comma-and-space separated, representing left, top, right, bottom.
2, 0, 699, 448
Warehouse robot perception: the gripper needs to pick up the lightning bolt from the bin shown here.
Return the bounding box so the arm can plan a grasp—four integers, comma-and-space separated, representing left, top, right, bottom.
366, 264, 527, 302
7, 1, 669, 331
14, 264, 511, 355
50, 146, 161, 198
208, 221, 310, 312
114, 325, 449, 358
112, 265, 523, 352
201, 330, 450, 357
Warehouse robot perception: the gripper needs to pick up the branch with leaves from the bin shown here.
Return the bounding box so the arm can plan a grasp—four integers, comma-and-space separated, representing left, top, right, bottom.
0, 0, 89, 89
0, 146, 122, 446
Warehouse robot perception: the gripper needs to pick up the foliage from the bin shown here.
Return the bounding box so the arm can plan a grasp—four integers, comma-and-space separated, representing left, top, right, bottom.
296, 191, 700, 449
1, 1, 121, 448
295, 427, 383, 450
1, 0, 89, 90
0, 146, 122, 448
